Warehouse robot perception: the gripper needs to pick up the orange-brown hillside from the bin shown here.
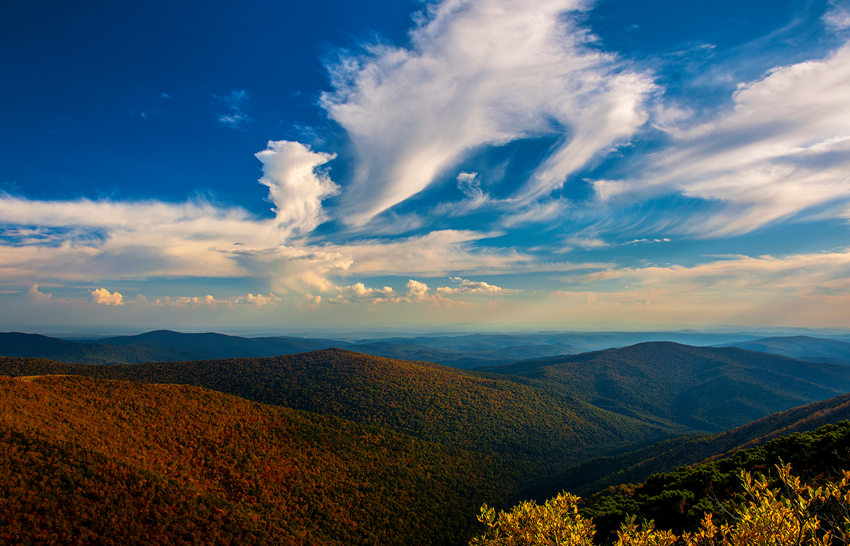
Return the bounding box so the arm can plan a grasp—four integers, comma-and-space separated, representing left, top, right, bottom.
0, 374, 502, 544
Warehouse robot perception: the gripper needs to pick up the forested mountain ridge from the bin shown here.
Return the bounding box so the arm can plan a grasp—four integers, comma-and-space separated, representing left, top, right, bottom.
526, 390, 850, 501
0, 350, 672, 471
0, 329, 767, 368
482, 342, 850, 431
0, 374, 505, 544
0, 330, 346, 364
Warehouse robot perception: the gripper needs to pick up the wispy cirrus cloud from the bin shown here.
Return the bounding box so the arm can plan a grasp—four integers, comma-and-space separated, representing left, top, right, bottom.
215, 89, 252, 130
322, 0, 655, 225
825, 0, 850, 31
597, 42, 850, 238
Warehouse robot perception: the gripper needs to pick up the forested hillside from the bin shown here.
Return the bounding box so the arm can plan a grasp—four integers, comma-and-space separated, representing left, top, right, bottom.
483, 342, 850, 431
528, 390, 850, 500
0, 351, 671, 472
582, 421, 850, 542
0, 375, 504, 544
5, 345, 850, 544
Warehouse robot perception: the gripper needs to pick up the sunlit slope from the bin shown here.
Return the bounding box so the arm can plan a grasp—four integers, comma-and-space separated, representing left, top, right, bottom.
484, 342, 850, 431
0, 375, 502, 544
0, 350, 673, 466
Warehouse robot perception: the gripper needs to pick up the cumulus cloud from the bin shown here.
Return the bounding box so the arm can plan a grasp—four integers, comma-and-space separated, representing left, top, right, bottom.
607, 42, 850, 237
149, 292, 281, 308
28, 283, 52, 302
255, 140, 339, 238
238, 292, 282, 306
325, 282, 394, 304
404, 279, 430, 301
90, 287, 123, 306
342, 282, 394, 298
436, 276, 504, 294
323, 0, 655, 225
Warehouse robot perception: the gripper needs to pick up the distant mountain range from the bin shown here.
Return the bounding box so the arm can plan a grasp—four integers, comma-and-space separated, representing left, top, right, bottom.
0, 330, 343, 365
0, 328, 774, 367
717, 334, 850, 365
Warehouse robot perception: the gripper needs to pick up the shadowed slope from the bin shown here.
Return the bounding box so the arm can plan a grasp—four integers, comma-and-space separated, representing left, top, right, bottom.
484, 342, 850, 431
530, 390, 850, 499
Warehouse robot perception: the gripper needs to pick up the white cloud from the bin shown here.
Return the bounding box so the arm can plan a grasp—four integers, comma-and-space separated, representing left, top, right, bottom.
436, 276, 504, 294
825, 1, 850, 31
323, 0, 655, 225
404, 279, 430, 301
0, 188, 536, 296
149, 292, 281, 308
325, 282, 395, 304
255, 140, 339, 238
435, 171, 490, 216
333, 229, 530, 277
90, 287, 123, 306
573, 249, 850, 301
343, 282, 394, 298
500, 199, 569, 228
238, 292, 282, 306
28, 283, 52, 302
610, 42, 850, 237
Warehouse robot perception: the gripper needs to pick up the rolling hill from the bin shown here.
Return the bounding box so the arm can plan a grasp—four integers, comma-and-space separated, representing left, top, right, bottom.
0, 374, 504, 544
0, 350, 673, 472
482, 342, 850, 431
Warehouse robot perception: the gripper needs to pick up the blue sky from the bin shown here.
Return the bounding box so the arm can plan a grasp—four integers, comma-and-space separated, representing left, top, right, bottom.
2, 0, 850, 333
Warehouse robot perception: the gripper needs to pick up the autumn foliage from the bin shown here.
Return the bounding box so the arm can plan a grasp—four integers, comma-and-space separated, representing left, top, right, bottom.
0, 375, 500, 544
472, 463, 850, 545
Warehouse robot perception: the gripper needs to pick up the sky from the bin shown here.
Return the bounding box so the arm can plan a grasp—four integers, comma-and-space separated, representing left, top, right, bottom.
2, 0, 850, 334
